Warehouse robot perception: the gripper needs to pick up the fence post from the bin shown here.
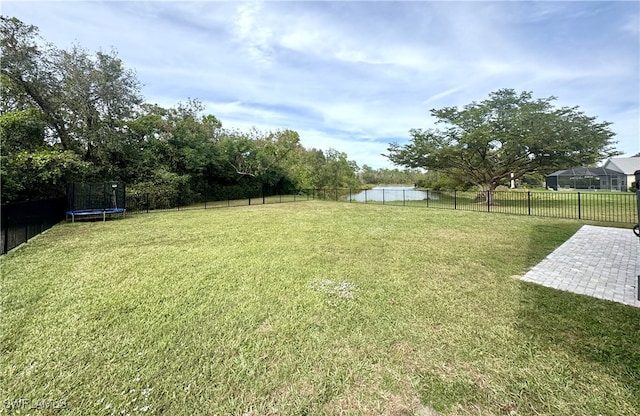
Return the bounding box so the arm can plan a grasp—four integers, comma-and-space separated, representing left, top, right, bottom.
487, 191, 491, 212
24, 216, 29, 244
335, 189, 338, 201
146, 193, 149, 213
527, 192, 531, 216
454, 190, 457, 210
365, 189, 368, 204
426, 190, 429, 208
403, 189, 405, 206
577, 192, 581, 220
3, 223, 8, 255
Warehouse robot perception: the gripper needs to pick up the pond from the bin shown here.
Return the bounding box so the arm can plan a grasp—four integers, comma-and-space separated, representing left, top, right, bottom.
349, 186, 439, 202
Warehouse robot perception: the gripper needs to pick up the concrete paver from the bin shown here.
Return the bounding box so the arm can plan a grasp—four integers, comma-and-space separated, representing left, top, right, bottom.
521, 225, 640, 308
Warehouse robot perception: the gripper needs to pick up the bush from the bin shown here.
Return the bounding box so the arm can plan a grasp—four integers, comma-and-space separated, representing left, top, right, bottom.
1, 149, 91, 203
128, 170, 193, 209
207, 183, 262, 201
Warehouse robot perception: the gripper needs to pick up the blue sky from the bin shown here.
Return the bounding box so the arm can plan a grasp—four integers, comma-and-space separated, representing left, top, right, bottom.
3, 1, 639, 168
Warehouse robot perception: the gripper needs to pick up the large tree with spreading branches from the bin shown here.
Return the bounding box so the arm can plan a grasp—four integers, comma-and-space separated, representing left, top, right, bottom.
386, 89, 619, 193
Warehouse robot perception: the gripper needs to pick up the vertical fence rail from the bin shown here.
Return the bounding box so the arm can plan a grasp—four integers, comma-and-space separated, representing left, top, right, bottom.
3, 224, 8, 254
578, 192, 581, 220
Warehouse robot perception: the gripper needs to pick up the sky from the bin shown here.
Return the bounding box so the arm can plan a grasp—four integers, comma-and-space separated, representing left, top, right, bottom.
3, 1, 639, 169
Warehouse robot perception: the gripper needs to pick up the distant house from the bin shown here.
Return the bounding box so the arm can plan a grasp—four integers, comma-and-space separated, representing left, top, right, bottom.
602, 157, 640, 191
545, 166, 628, 191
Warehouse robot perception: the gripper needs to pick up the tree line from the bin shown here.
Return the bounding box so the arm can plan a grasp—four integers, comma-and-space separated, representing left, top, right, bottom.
0, 16, 362, 204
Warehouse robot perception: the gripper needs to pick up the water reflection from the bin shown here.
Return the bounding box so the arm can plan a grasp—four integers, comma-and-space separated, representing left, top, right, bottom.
349, 186, 438, 202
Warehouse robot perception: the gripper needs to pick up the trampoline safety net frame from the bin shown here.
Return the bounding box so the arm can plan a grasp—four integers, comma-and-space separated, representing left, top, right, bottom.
65, 182, 126, 222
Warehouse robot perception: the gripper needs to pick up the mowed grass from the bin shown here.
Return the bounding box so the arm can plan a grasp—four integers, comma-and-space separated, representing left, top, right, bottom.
2, 201, 639, 415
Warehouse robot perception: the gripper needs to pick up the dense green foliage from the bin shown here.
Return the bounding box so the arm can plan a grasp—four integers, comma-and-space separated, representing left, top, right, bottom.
0, 16, 360, 203
387, 89, 619, 191
358, 165, 426, 186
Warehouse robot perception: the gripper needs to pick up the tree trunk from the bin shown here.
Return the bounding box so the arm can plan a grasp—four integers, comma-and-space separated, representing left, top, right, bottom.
479, 183, 498, 205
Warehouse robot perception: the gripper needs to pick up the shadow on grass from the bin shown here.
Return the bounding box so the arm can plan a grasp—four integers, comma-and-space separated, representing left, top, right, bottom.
515, 224, 640, 410
516, 283, 640, 381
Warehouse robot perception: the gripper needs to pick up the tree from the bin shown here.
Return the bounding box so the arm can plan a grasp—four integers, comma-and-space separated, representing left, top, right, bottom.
305, 148, 360, 189
0, 16, 70, 147
0, 105, 92, 203
1, 16, 143, 157
123, 100, 223, 203
0, 108, 47, 153
386, 89, 620, 193
54, 46, 143, 161
358, 165, 428, 186
1, 16, 146, 203
1, 149, 91, 202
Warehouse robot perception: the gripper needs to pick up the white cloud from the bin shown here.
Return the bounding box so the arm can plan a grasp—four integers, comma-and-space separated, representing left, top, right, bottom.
422, 87, 465, 106
233, 2, 275, 65
621, 13, 640, 35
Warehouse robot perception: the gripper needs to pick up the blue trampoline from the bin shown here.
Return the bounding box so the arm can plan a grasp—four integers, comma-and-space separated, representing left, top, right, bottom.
65, 207, 126, 223
66, 182, 127, 222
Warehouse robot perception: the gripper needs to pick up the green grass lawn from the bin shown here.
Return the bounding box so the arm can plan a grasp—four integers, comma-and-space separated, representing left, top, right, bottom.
2, 201, 639, 415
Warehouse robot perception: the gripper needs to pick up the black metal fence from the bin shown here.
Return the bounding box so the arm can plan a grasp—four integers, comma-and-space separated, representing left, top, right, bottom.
317, 188, 638, 225
1, 197, 66, 255
126, 189, 315, 213
2, 187, 637, 255
126, 187, 637, 225
0, 189, 313, 255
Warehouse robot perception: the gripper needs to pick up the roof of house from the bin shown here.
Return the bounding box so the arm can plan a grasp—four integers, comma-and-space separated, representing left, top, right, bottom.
603, 157, 640, 175
546, 166, 623, 177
